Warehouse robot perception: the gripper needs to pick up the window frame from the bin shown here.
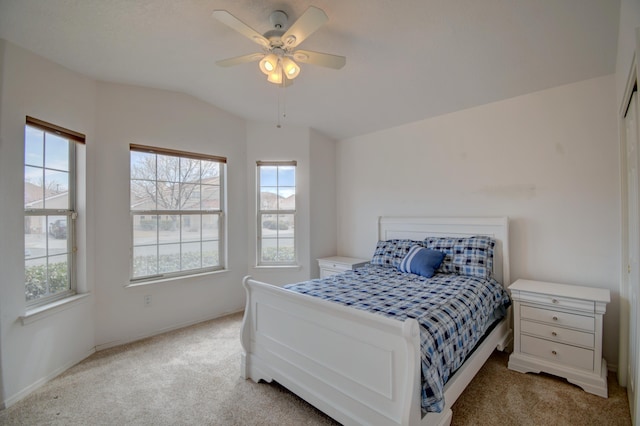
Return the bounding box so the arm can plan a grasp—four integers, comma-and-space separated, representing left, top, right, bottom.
256, 161, 297, 266
129, 144, 227, 283
24, 116, 84, 308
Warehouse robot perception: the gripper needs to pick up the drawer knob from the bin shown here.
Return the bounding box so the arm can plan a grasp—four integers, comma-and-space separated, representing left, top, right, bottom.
551, 331, 557, 336
552, 299, 559, 304
552, 316, 558, 321
551, 350, 557, 355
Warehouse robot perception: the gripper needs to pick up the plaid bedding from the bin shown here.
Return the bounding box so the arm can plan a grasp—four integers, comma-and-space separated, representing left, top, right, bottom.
284, 264, 511, 414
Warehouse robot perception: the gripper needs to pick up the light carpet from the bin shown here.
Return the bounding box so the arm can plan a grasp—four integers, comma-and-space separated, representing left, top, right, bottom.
0, 312, 631, 425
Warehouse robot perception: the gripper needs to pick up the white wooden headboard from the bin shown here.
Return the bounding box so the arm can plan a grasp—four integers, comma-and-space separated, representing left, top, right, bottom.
378, 217, 510, 286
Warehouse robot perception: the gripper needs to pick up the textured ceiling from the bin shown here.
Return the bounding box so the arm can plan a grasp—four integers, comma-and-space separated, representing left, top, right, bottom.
0, 0, 620, 140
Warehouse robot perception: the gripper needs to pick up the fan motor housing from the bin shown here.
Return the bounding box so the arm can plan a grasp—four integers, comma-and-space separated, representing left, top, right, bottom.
263, 10, 288, 46
269, 10, 288, 29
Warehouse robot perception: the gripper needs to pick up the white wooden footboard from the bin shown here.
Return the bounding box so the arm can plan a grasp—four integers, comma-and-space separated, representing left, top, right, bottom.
240, 276, 423, 426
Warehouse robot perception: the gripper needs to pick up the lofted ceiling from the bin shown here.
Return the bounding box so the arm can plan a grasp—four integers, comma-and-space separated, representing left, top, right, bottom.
0, 0, 620, 140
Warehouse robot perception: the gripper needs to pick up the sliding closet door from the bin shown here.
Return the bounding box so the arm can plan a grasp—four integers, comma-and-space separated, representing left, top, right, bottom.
625, 89, 640, 423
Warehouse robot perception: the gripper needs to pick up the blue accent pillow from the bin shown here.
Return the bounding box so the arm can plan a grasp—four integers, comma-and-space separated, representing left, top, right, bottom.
398, 245, 445, 278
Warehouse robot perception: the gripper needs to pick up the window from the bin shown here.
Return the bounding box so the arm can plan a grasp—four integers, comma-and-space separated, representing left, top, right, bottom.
257, 161, 296, 265
24, 116, 84, 306
130, 144, 226, 282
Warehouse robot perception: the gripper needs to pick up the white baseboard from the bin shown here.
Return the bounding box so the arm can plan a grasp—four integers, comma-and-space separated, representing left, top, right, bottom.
94, 308, 243, 351
3, 347, 96, 409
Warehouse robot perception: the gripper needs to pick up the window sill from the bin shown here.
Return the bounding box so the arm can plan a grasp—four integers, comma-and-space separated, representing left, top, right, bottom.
126, 268, 230, 288
20, 293, 91, 325
252, 265, 302, 270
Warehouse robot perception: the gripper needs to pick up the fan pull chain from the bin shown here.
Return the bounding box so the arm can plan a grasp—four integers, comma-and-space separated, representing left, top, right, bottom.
281, 80, 287, 121
276, 76, 287, 129
276, 85, 281, 128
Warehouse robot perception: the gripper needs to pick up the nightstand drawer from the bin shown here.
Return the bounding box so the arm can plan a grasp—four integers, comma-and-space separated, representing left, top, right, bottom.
517, 291, 595, 313
320, 268, 343, 278
521, 305, 594, 332
521, 320, 594, 347
521, 335, 594, 371
319, 261, 345, 270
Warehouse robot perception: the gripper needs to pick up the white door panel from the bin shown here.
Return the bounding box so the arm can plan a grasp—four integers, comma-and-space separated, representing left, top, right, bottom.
625, 90, 640, 423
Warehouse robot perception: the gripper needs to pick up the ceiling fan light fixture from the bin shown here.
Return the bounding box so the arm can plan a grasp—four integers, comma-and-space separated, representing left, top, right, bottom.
267, 63, 283, 84
281, 57, 300, 79
259, 53, 279, 75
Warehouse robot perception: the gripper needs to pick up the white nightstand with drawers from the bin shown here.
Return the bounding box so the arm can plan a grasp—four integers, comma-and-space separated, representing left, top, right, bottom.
317, 256, 369, 278
507, 279, 610, 397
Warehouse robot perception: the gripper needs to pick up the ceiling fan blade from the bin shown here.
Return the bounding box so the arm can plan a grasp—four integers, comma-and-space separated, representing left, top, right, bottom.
216, 53, 265, 67
293, 50, 346, 69
281, 6, 328, 49
212, 10, 270, 47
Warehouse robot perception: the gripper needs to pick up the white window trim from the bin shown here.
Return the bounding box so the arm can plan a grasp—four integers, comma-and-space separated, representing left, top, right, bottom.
252, 264, 302, 270
20, 292, 90, 325
24, 117, 83, 308
126, 268, 231, 287
129, 144, 227, 283
256, 161, 297, 267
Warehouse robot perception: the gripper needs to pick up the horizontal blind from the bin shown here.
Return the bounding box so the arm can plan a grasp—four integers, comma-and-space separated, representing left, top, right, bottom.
256, 160, 297, 166
26, 116, 85, 144
131, 143, 227, 163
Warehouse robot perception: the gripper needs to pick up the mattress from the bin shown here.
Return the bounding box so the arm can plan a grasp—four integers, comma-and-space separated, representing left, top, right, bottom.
284, 264, 511, 413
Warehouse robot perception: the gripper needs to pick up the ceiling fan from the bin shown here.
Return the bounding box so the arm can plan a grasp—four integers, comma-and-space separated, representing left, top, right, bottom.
213, 6, 346, 86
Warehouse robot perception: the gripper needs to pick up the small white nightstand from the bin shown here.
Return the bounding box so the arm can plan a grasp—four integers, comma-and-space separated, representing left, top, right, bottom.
317, 256, 369, 278
508, 279, 610, 397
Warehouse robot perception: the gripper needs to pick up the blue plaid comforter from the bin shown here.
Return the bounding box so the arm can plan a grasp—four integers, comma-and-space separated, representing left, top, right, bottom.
284, 264, 511, 413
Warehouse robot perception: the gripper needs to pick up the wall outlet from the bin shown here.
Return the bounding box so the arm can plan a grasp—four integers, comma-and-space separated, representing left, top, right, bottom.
144, 295, 152, 307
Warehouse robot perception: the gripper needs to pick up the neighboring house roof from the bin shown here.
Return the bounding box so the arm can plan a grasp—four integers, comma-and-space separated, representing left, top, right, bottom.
24, 182, 58, 204
259, 192, 295, 211
24, 182, 68, 209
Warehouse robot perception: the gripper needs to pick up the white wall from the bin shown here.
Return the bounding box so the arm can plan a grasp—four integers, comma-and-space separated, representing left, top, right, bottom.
0, 40, 96, 406
93, 82, 247, 348
309, 128, 338, 279
336, 75, 621, 365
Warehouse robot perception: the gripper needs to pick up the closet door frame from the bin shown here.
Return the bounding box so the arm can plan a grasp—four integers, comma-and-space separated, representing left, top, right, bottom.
619, 27, 640, 425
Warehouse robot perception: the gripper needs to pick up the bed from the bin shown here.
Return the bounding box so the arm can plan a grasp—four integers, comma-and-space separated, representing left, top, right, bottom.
240, 217, 512, 426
